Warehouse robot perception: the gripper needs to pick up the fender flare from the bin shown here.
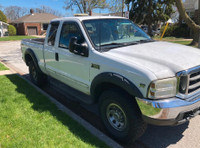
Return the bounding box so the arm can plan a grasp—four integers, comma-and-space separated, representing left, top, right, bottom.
90, 72, 144, 101
24, 48, 42, 73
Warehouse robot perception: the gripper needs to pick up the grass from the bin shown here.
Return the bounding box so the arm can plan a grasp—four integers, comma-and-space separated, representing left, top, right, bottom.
153, 36, 198, 47
0, 75, 108, 148
0, 36, 39, 41
0, 62, 9, 71
170, 41, 192, 45
153, 36, 187, 41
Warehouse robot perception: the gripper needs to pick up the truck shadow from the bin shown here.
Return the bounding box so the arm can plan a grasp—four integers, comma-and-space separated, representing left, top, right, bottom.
138, 122, 189, 148
6, 74, 108, 147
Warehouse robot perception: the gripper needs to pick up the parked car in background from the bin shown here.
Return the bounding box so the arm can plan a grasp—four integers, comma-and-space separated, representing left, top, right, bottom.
0, 21, 9, 37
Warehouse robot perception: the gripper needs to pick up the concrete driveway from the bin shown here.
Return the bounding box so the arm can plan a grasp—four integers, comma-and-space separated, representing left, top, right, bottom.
0, 41, 28, 74
0, 41, 200, 148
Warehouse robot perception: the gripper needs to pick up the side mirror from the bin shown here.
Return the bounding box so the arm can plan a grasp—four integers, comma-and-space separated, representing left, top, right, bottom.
69, 37, 89, 57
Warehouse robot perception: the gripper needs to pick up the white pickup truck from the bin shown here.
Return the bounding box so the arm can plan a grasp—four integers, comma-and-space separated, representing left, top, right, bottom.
21, 16, 200, 143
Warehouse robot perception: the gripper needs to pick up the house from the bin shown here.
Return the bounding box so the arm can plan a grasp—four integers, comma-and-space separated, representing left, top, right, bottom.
0, 21, 9, 37
11, 10, 59, 35
184, 0, 199, 21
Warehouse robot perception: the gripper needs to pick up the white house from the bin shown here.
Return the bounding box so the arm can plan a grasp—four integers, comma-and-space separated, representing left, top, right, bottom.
0, 21, 9, 37
184, 0, 198, 18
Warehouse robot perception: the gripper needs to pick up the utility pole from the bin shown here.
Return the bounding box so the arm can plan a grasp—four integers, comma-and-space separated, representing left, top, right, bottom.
122, 0, 124, 17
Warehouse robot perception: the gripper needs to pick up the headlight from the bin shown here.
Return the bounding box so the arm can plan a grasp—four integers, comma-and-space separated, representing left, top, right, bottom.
148, 77, 177, 99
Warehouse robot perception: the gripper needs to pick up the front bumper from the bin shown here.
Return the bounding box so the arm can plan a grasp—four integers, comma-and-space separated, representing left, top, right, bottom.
136, 93, 200, 126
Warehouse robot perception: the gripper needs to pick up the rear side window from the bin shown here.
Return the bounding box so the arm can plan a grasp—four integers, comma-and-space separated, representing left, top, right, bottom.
48, 22, 59, 46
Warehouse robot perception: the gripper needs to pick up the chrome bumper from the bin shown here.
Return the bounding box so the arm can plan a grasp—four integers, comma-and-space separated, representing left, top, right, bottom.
136, 94, 200, 126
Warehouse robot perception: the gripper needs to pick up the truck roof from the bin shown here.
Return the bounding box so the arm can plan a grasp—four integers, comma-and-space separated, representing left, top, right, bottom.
51, 16, 127, 22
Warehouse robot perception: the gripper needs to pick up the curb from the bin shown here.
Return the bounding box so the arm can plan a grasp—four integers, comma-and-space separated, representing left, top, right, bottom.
17, 74, 123, 148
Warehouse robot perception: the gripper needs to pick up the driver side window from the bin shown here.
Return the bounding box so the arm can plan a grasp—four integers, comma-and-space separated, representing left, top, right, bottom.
59, 22, 83, 49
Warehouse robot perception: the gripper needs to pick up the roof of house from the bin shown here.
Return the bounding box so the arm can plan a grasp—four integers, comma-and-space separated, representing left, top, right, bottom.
12, 13, 59, 24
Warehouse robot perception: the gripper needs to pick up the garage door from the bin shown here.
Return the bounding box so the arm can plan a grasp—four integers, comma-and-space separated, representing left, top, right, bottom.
27, 27, 38, 35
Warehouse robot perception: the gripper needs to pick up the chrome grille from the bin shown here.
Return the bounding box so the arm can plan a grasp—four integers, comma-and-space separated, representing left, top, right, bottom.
188, 70, 200, 94
177, 66, 200, 99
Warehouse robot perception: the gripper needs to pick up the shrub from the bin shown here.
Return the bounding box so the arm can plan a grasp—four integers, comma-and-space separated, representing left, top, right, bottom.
8, 25, 17, 36
160, 23, 190, 38
0, 10, 7, 23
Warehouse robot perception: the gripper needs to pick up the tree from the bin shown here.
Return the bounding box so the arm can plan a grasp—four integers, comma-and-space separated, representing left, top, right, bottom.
175, 0, 200, 46
34, 5, 63, 17
109, 0, 130, 15
126, 0, 175, 36
64, 0, 108, 13
109, 0, 123, 13
0, 10, 7, 23
4, 6, 28, 21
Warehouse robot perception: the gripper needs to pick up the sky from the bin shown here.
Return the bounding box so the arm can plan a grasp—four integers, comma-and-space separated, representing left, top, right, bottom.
0, 0, 110, 16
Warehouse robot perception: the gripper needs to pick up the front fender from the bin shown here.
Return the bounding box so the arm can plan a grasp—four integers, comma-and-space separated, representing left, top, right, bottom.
90, 72, 144, 101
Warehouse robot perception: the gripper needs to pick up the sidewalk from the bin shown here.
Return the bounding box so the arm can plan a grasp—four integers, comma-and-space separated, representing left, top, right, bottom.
0, 70, 16, 75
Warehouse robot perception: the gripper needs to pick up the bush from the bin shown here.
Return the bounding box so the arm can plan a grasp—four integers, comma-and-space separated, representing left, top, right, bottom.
8, 25, 16, 36
0, 10, 7, 23
160, 23, 190, 38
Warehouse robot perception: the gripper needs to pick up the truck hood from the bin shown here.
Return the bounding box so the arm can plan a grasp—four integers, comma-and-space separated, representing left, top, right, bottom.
105, 41, 200, 79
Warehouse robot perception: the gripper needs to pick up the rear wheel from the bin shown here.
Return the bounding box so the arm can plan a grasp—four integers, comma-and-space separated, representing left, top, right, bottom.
29, 60, 47, 86
99, 90, 146, 143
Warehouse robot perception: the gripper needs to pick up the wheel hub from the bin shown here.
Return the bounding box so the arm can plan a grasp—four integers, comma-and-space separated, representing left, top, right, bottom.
106, 103, 127, 131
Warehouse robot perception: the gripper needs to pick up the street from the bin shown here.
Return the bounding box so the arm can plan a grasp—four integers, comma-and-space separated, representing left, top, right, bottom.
0, 41, 200, 148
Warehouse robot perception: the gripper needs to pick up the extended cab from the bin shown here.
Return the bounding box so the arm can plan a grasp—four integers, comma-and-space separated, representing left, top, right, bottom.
21, 16, 200, 143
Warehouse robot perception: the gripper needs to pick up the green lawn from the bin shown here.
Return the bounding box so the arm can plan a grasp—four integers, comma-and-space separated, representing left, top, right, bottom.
0, 75, 108, 148
170, 41, 192, 45
0, 62, 9, 71
153, 36, 197, 47
0, 36, 39, 41
153, 36, 187, 41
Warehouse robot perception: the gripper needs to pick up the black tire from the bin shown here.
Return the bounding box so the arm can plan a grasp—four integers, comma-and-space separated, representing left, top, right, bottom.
29, 60, 47, 87
99, 90, 147, 144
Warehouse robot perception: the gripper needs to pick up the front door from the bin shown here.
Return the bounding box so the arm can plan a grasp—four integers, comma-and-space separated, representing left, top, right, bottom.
55, 22, 90, 94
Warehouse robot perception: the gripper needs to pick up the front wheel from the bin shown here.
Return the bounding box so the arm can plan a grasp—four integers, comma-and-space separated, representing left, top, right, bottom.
99, 90, 146, 143
29, 61, 47, 87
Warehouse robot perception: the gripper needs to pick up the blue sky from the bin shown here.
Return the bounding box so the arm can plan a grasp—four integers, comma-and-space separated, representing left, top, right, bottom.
0, 0, 109, 16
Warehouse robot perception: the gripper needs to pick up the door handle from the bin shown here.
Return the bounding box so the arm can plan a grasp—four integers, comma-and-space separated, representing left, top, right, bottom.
55, 53, 59, 61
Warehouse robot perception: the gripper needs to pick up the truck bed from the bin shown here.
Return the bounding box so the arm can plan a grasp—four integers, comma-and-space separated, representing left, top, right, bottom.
22, 38, 45, 45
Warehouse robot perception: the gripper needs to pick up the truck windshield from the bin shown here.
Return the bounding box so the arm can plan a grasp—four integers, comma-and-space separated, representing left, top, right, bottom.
83, 19, 152, 51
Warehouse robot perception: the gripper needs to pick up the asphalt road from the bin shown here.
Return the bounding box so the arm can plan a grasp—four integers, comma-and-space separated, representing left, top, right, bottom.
1, 41, 200, 148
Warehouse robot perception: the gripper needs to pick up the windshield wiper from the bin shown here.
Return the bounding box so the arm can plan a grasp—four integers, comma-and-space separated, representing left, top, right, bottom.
100, 42, 125, 47
101, 42, 139, 47
137, 39, 155, 43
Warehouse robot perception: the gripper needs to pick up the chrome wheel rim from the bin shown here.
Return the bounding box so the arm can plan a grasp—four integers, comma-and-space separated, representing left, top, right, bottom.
106, 103, 127, 131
